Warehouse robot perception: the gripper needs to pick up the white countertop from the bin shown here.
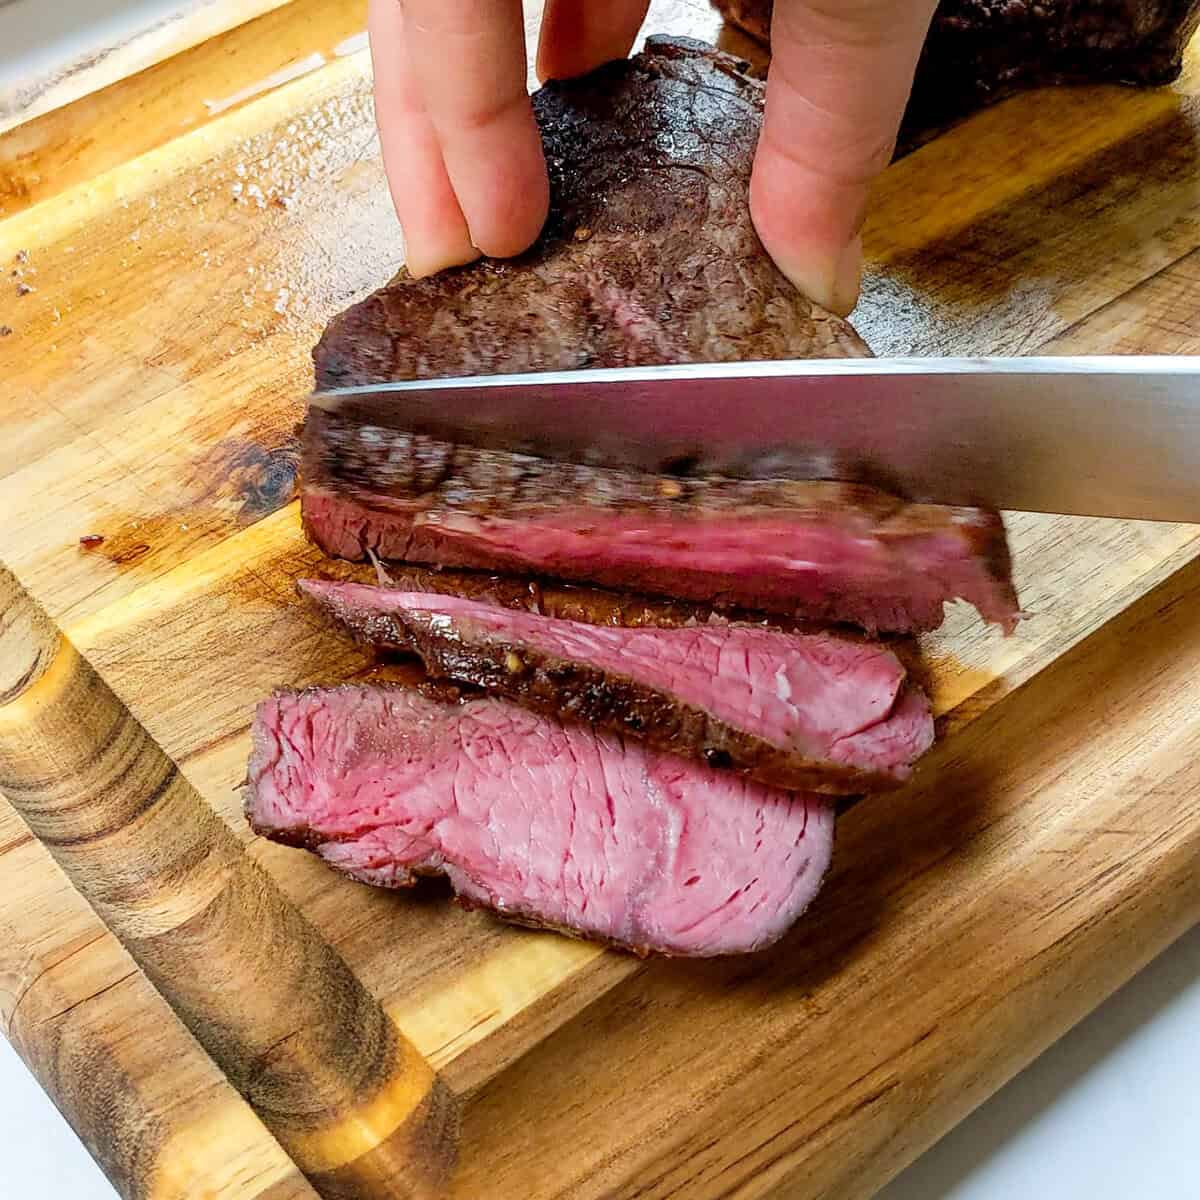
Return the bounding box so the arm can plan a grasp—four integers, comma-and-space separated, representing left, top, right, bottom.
2, 922, 1197, 1198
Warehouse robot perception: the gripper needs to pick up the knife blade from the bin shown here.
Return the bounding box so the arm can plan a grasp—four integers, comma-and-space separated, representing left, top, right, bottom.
310, 356, 1200, 522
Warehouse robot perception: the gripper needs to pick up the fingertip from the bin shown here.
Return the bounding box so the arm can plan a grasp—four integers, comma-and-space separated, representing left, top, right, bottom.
535, 43, 576, 84
750, 215, 863, 319
369, 0, 479, 277
379, 137, 480, 277
534, 28, 567, 84
403, 241, 482, 279
475, 174, 550, 260
750, 153, 864, 317
754, 220, 862, 318
536, 35, 614, 83
455, 112, 551, 260
538, 0, 650, 82
748, 0, 934, 315
828, 236, 863, 318
471, 206, 549, 260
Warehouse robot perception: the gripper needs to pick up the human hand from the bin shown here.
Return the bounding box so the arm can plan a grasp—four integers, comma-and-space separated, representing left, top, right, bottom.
367, 0, 651, 277
749, 0, 938, 314
368, 1, 936, 316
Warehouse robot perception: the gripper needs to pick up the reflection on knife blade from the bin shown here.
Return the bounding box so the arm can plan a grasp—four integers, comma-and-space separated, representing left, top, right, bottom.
311, 357, 1200, 521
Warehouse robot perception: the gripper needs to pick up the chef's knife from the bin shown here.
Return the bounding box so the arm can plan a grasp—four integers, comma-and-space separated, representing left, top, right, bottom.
310, 356, 1200, 522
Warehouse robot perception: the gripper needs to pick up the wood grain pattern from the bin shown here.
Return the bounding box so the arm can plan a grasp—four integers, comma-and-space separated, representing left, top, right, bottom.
0, 3, 1198, 1198
0, 850, 316, 1200
458, 553, 1200, 1199
0, 565, 456, 1199
0, 0, 368, 219
0, 800, 315, 1200
0, 0, 296, 136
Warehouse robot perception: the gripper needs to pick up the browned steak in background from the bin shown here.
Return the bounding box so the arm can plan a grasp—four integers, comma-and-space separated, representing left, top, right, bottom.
712, 0, 1200, 140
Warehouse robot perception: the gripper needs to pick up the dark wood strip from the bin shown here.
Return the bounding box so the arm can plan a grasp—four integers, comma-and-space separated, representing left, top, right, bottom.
0, 564, 457, 1198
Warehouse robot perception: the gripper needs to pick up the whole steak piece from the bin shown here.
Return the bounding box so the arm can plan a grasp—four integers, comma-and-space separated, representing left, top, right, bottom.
314, 35, 867, 391
298, 580, 936, 793
712, 1, 1200, 132
247, 687, 835, 957
305, 35, 1020, 635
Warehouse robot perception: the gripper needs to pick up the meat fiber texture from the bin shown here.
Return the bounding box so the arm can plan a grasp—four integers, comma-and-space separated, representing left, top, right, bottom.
341, 563, 807, 631
712, 0, 1200, 136
303, 37, 1020, 636
246, 686, 835, 956
311, 564, 960, 653
303, 438, 1019, 635
299, 580, 935, 794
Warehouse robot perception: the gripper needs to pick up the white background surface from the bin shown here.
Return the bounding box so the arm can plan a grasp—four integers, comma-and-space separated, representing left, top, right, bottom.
0, 0, 167, 77
2, 923, 1198, 1198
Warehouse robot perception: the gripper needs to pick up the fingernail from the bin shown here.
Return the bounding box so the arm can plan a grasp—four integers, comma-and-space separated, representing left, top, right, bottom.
829, 234, 863, 318
795, 236, 863, 318
402, 234, 481, 279
773, 234, 863, 318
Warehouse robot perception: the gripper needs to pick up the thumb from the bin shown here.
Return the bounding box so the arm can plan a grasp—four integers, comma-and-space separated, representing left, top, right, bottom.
750, 0, 937, 315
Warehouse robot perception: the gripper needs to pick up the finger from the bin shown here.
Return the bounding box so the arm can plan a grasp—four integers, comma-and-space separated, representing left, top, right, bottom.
402, 0, 549, 259
537, 0, 651, 82
750, 0, 937, 315
368, 0, 478, 277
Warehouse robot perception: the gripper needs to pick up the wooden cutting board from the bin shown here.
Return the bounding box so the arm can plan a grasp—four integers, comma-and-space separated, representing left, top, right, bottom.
2, 3, 1200, 1198
0, 0, 297, 135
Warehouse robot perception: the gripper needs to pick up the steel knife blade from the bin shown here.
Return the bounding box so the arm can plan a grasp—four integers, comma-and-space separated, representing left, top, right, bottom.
310, 356, 1200, 522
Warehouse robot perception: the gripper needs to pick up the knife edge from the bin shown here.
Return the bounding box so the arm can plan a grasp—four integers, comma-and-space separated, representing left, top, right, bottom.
308, 356, 1200, 521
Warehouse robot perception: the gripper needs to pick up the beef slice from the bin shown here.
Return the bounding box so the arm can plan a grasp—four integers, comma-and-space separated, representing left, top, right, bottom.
299, 580, 935, 793
247, 686, 835, 957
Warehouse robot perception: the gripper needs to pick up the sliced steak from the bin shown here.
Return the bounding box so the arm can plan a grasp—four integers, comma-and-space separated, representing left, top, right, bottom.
247, 686, 835, 956
305, 37, 1020, 635
341, 563, 806, 631
712, 1, 1200, 135
299, 580, 934, 793
318, 566, 934, 698
303, 437, 1019, 633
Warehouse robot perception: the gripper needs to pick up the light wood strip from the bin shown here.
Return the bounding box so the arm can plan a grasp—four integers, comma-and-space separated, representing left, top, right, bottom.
857, 60, 1200, 356
0, 0, 295, 136
0, 564, 457, 1198
0, 0, 367, 219
1040, 245, 1200, 356
865, 66, 1193, 265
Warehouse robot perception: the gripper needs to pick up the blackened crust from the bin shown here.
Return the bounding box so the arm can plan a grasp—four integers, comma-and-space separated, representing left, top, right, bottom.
313, 36, 867, 393
713, 0, 1200, 141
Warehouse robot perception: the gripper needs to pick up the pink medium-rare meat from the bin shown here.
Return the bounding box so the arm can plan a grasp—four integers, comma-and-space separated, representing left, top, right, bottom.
322, 563, 815, 631
246, 687, 835, 957
304, 37, 1021, 635
298, 581, 935, 793
302, 455, 1019, 635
